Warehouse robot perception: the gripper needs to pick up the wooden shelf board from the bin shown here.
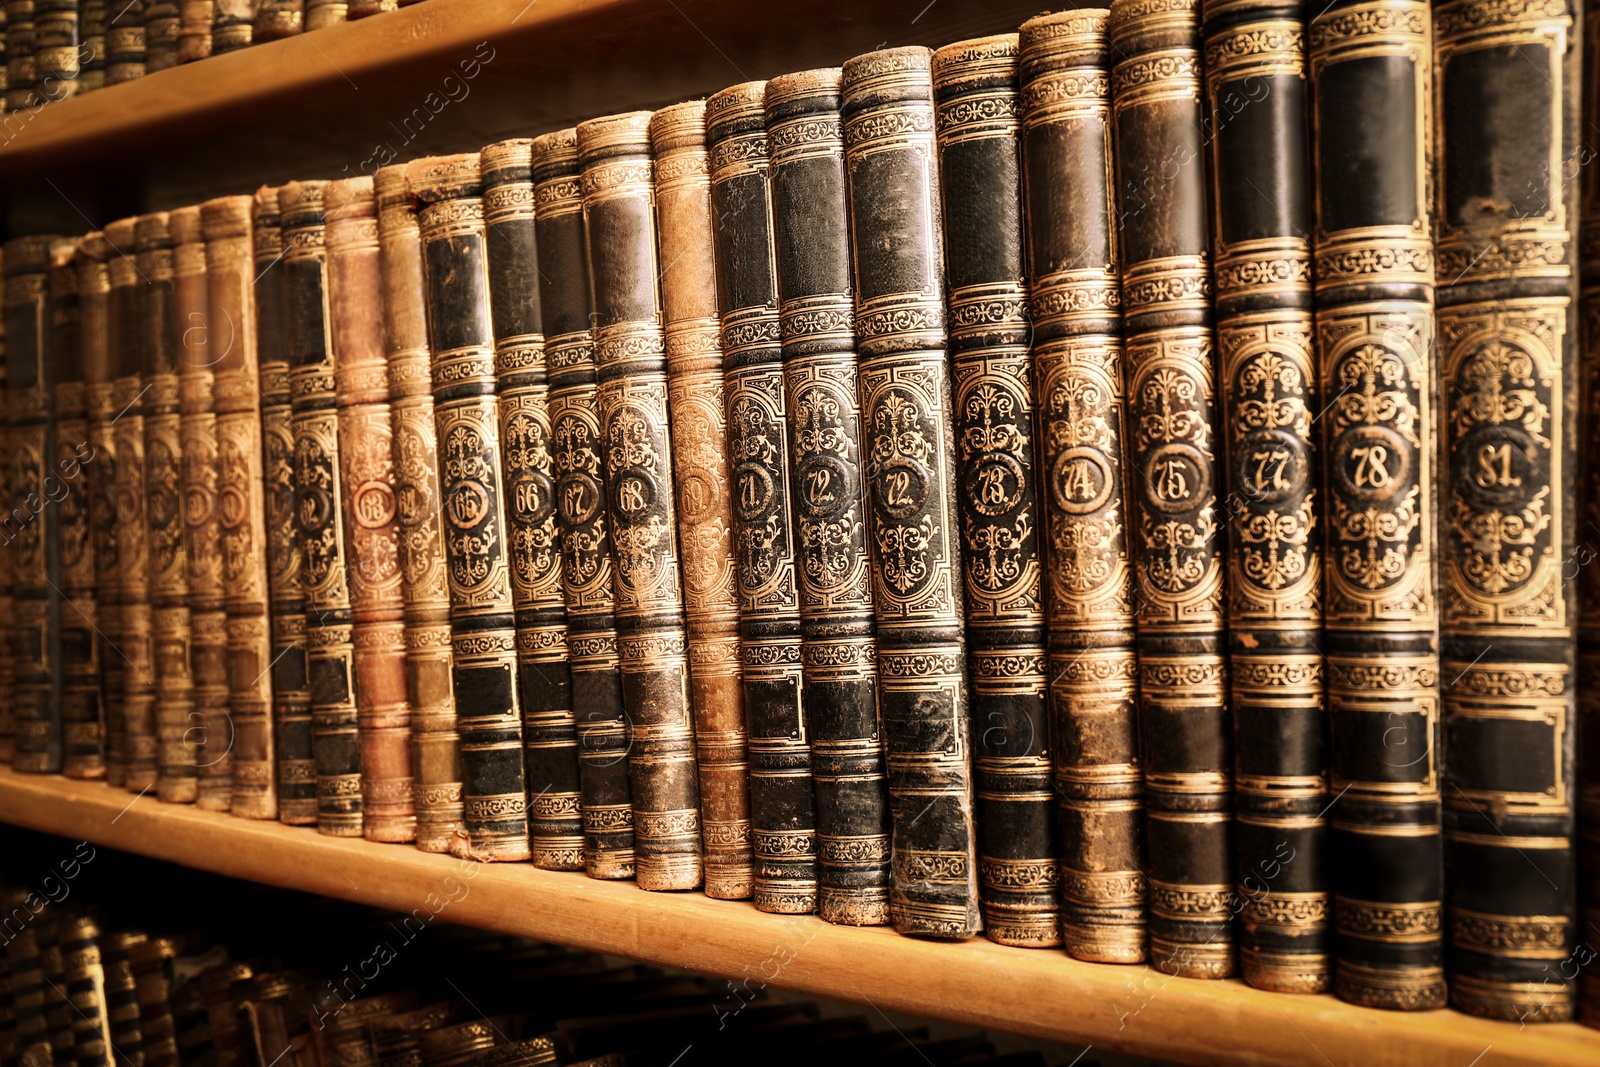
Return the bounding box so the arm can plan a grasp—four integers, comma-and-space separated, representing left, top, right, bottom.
0, 767, 1593, 1067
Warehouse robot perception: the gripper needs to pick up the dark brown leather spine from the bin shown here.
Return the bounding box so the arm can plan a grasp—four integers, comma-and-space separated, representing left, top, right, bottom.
1581, 0, 1600, 1029
841, 46, 981, 939
530, 127, 635, 880
932, 33, 1057, 949
204, 193, 277, 820
706, 83, 815, 914
1434, 0, 1579, 1022
303, 0, 343, 30
1310, 0, 1444, 1011
481, 138, 583, 872
78, 0, 106, 92
648, 100, 754, 902
408, 152, 532, 862
251, 0, 299, 40
1109, 0, 1235, 978
375, 163, 462, 854
348, 0, 393, 16
142, 0, 174, 71
176, 0, 208, 62
0, 246, 12, 769
128, 937, 178, 1067
326, 175, 416, 844
79, 237, 118, 781
577, 111, 704, 891
103, 0, 142, 86
33, 0, 77, 100
5, 0, 35, 110
209, 0, 249, 52
59, 914, 112, 1067
764, 69, 893, 926
101, 929, 144, 1066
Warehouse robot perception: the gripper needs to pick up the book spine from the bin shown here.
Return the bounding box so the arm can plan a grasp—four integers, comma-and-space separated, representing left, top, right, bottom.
255, 185, 316, 825
407, 153, 531, 862
252, 0, 298, 39
1309, 0, 1444, 1012
303, 0, 343, 31
530, 127, 635, 880
841, 46, 980, 939
59, 915, 112, 1067
1201, 0, 1327, 994
648, 100, 754, 903
209, 0, 247, 51
1581, 0, 1600, 1028
375, 163, 461, 854
127, 938, 177, 1067
764, 69, 892, 926
103, 0, 142, 86
176, 0, 209, 62
78, 0, 104, 92
173, 205, 233, 811
37, 920, 73, 1065
0, 248, 11, 768
932, 33, 1057, 949
6, 0, 34, 110
33, 0, 76, 100
141, 0, 173, 72
53, 238, 102, 780
5, 235, 63, 774
481, 138, 582, 872
706, 83, 815, 914
348, 0, 393, 16
100, 930, 143, 1065
576, 111, 704, 892
1433, 0, 1579, 1022
1108, 0, 1234, 978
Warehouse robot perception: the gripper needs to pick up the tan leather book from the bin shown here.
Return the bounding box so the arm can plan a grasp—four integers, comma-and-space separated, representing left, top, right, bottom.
176, 0, 211, 62
209, 0, 249, 51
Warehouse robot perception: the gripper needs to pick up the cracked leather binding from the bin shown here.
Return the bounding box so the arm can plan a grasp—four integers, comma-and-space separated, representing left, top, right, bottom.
1310, 0, 1444, 1011
104, 0, 143, 85
1018, 9, 1144, 965
142, 0, 175, 71
210, 0, 249, 52
764, 69, 892, 926
327, 176, 416, 844
252, 0, 299, 40
1434, 0, 1579, 1022
1581, 0, 1600, 1030
577, 111, 704, 891
79, 239, 119, 781
281, 181, 363, 838
255, 185, 316, 825
33, 0, 76, 99
707, 83, 815, 915
1109, 0, 1235, 978
841, 46, 980, 939
0, 247, 10, 769
648, 100, 754, 902
481, 139, 583, 872
530, 128, 635, 880
1201, 0, 1327, 993
5, 0, 34, 110
176, 0, 210, 62
375, 163, 462, 854
933, 33, 1057, 950
78, 0, 105, 92
408, 153, 532, 862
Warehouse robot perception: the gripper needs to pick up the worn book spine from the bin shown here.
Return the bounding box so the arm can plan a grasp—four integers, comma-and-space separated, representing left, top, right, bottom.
252, 0, 299, 39
5, 235, 63, 773
481, 138, 582, 871
348, 0, 393, 16
1310, 0, 1444, 1012
5, 0, 34, 109
209, 0, 248, 51
1433, 0, 1578, 1023
841, 46, 980, 939
52, 238, 101, 779
1201, 0, 1326, 994
530, 127, 635, 879
173, 205, 233, 811
101, 929, 144, 1064
326, 176, 415, 844
764, 70, 892, 926
142, 0, 174, 71
303, 0, 342, 30
375, 163, 461, 853
408, 153, 531, 861
0, 5, 8, 113
256, 186, 316, 825
78, 0, 105, 91
103, 0, 140, 84
648, 100, 754, 902
932, 34, 1056, 949
59, 915, 112, 1067
577, 111, 704, 891
176, 0, 209, 62
1108, 0, 1234, 978
707, 83, 814, 914
1581, 0, 1600, 1029
282, 180, 363, 837
33, 0, 76, 100
0, 245, 10, 768
1016, 8, 1143, 965
92, 225, 128, 786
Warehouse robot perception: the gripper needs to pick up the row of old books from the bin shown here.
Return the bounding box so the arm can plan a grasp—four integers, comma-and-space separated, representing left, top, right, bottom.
0, 0, 426, 112
0, 0, 1591, 1031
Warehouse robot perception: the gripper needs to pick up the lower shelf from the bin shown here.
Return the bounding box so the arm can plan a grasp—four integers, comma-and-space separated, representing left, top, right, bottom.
0, 766, 1591, 1067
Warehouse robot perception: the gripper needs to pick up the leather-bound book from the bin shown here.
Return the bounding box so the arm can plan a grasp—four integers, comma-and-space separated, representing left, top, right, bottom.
176, 0, 210, 62
1201, 0, 1326, 993
138, 211, 200, 804
58, 915, 112, 1067
932, 34, 1056, 949
407, 153, 532, 862
1108, 0, 1234, 978
256, 185, 316, 825
142, 0, 175, 71
4, 893, 50, 1064
281, 180, 363, 838
5, 0, 34, 110
5, 235, 63, 774
1434, 0, 1578, 1022
0, 246, 9, 770
128, 937, 179, 1067
33, 0, 77, 100
52, 238, 102, 780
209, 0, 248, 52
101, 930, 145, 1065
103, 0, 142, 85
78, 0, 105, 92
706, 83, 814, 914
840, 46, 980, 939
530, 128, 635, 880
252, 0, 299, 40
647, 101, 753, 902
81, 235, 123, 785
1309, 0, 1444, 1011
576, 111, 704, 891
0, 6, 8, 113
326, 175, 415, 844
38, 917, 74, 1065
173, 205, 232, 811
763, 70, 892, 926
303, 0, 342, 30
1017, 8, 1143, 966
348, 0, 393, 16
481, 138, 582, 871
375, 163, 461, 853
1582, 0, 1600, 1029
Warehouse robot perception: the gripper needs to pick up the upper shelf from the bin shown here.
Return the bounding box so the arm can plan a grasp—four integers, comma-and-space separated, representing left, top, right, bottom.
0, 766, 1595, 1067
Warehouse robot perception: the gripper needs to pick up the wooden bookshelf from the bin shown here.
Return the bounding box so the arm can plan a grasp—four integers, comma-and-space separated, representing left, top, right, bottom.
0, 766, 1592, 1067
